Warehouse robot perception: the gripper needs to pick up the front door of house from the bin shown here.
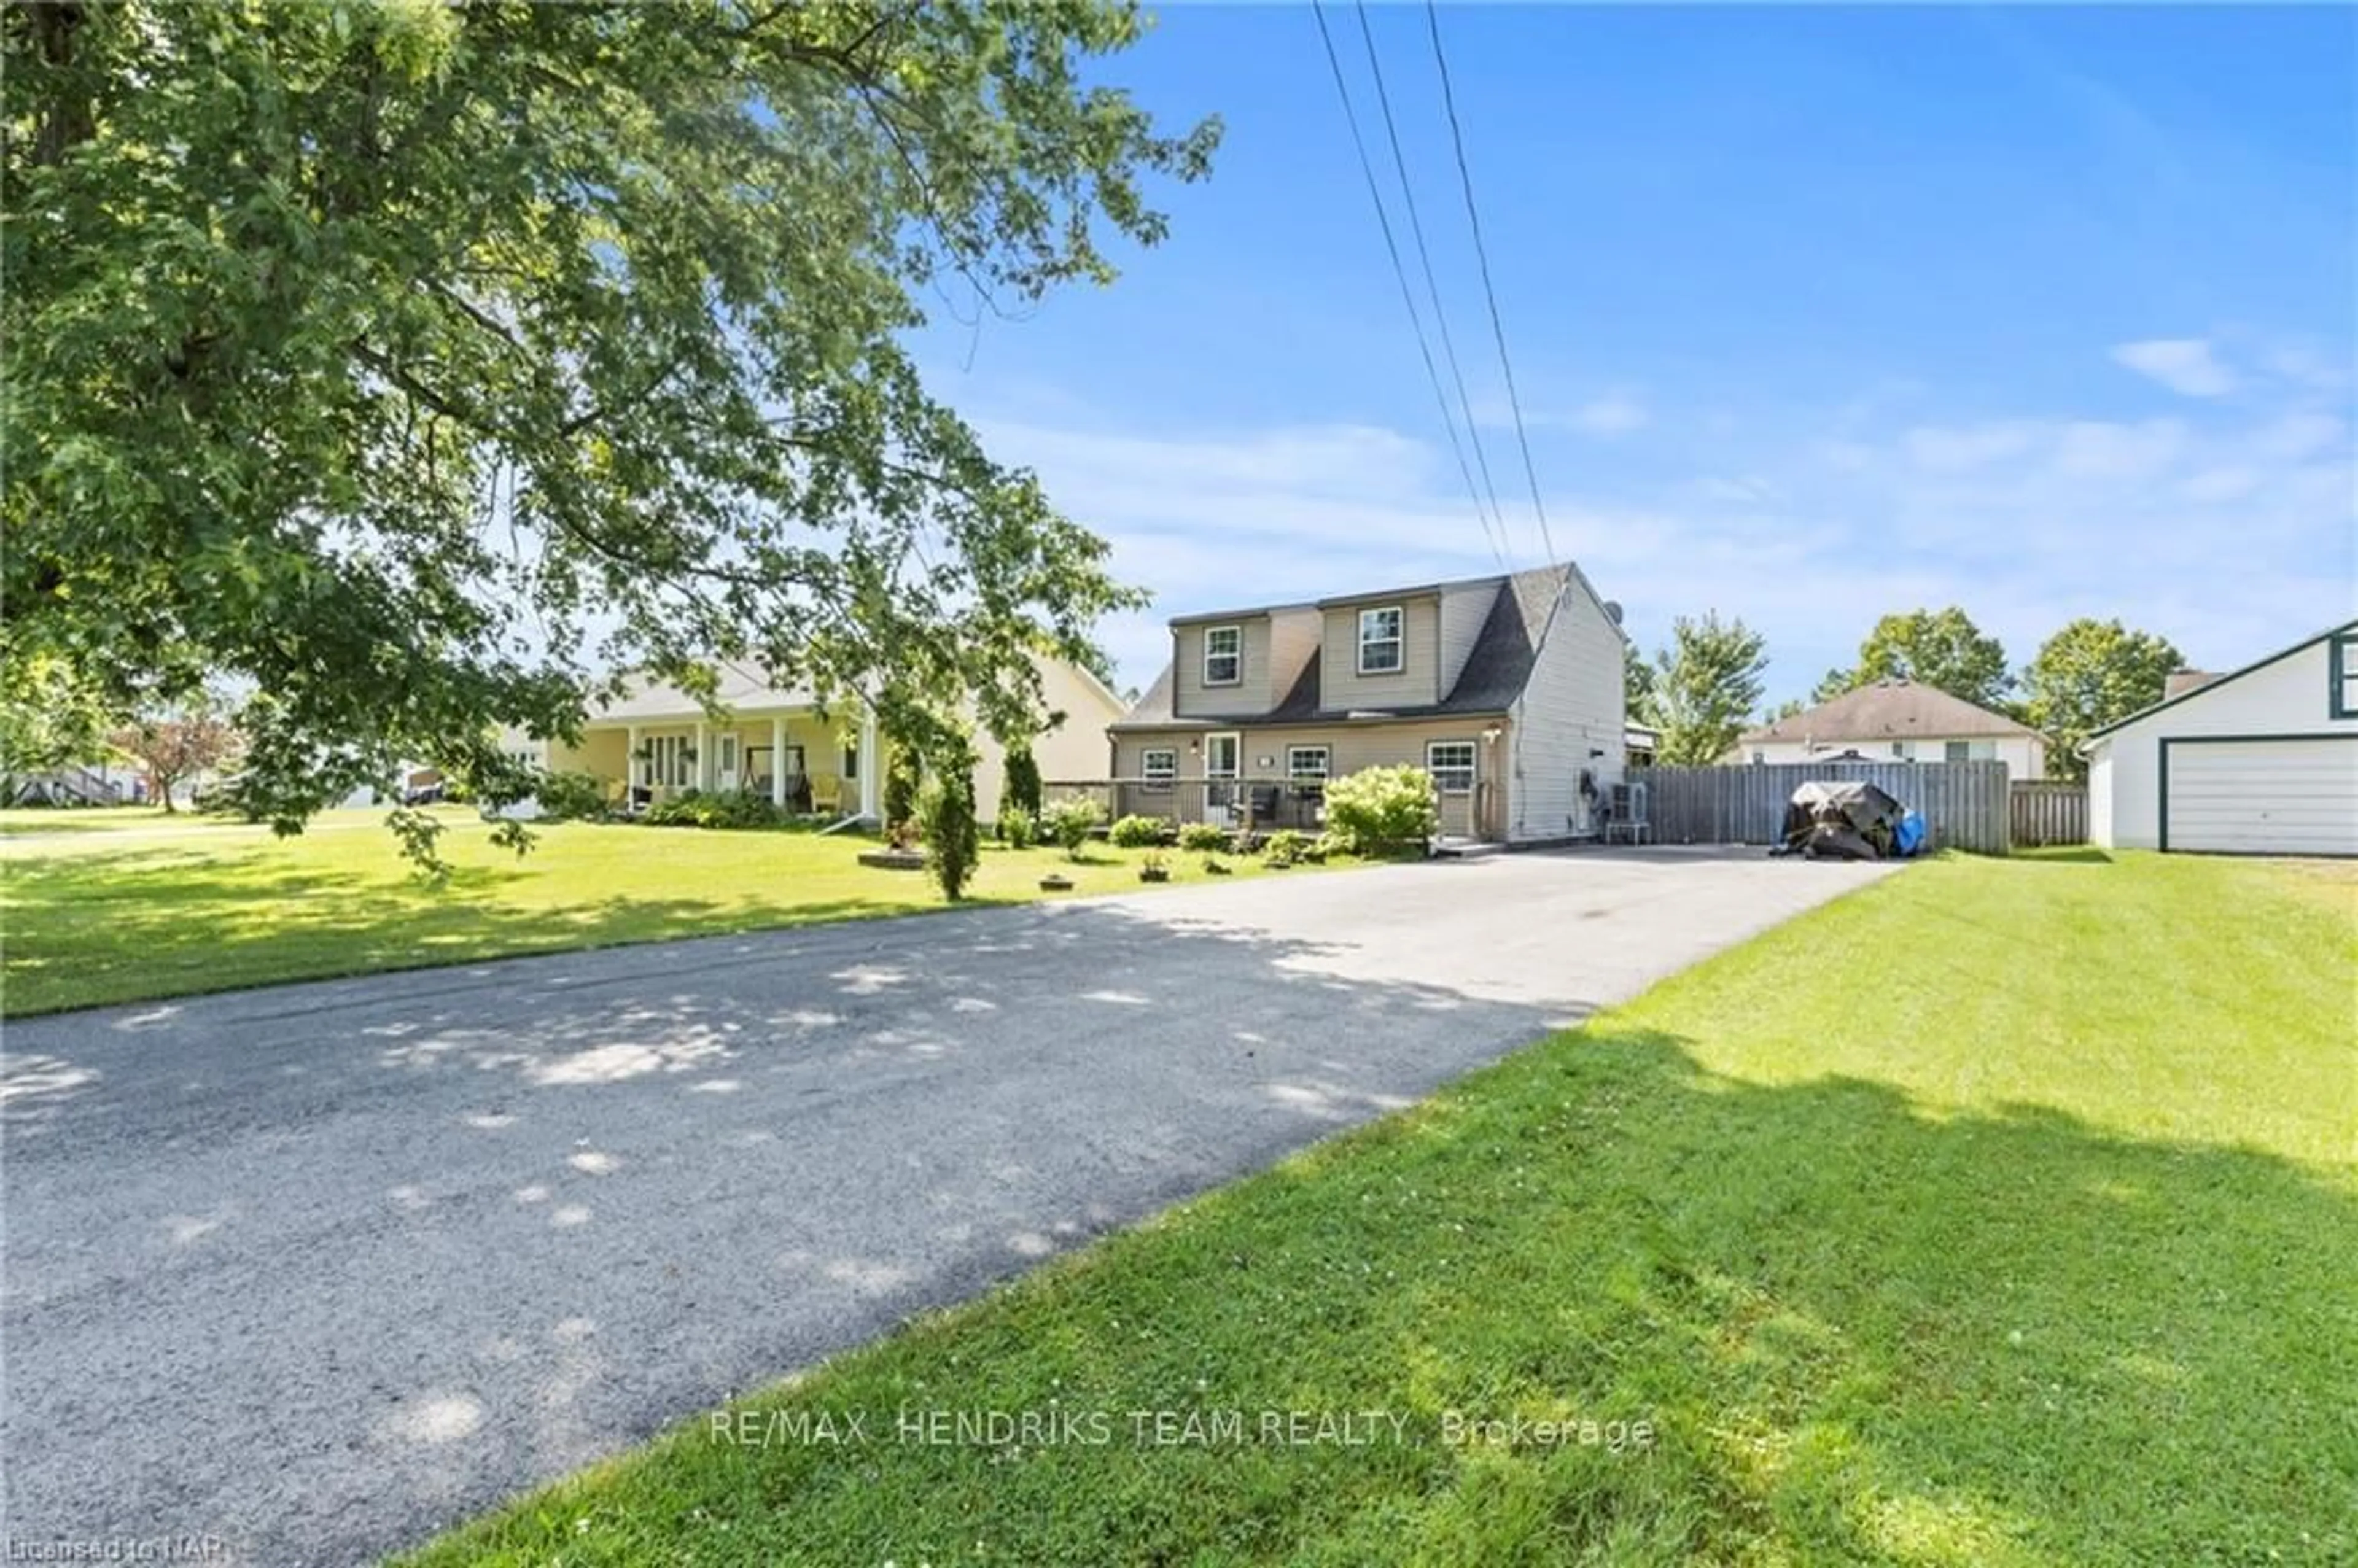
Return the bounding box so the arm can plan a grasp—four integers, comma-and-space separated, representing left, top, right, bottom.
1205, 732, 1240, 825
715, 734, 740, 792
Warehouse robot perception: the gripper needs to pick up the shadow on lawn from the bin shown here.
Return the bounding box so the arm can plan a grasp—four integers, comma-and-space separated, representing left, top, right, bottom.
2, 899, 1591, 1566
402, 1027, 2356, 1568
4, 877, 2351, 1567
0, 850, 997, 1018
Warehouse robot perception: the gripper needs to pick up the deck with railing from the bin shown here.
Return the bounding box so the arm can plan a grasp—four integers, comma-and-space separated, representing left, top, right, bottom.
1041, 778, 1329, 833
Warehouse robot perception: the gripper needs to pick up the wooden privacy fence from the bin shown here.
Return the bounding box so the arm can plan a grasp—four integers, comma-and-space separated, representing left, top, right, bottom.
2009, 781, 2090, 847
1634, 761, 2014, 854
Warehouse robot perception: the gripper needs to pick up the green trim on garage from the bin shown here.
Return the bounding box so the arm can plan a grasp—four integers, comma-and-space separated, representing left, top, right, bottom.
2332, 634, 2358, 721
2158, 732, 2358, 856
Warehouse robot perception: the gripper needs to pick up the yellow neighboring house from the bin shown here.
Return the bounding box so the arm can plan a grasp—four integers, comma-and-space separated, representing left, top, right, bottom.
499, 655, 1126, 823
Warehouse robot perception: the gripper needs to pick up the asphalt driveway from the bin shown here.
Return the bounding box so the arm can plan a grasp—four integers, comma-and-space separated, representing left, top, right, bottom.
2, 847, 1896, 1565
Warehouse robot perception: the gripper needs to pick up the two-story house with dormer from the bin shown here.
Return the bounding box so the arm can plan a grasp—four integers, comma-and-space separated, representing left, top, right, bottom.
1103, 562, 1628, 844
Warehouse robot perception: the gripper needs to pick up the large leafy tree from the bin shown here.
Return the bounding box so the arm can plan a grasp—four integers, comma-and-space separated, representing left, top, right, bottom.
6, 1, 1216, 844
1624, 642, 1660, 727
2020, 618, 2185, 782
0, 653, 114, 798
1653, 612, 1768, 766
1816, 607, 2012, 708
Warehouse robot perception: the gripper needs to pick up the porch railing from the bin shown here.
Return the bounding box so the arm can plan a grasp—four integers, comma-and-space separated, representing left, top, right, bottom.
1040, 778, 1330, 833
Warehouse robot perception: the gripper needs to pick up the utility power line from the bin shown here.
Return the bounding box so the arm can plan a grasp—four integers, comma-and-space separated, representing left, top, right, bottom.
1308, 0, 1509, 570
1349, 0, 1511, 561
1423, 0, 1557, 565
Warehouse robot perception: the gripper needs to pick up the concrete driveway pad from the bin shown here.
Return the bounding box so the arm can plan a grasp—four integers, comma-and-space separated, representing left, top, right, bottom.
1, 847, 1894, 1565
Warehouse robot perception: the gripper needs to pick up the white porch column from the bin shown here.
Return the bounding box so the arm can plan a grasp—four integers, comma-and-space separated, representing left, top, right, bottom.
695, 720, 711, 792
858, 705, 882, 821
770, 716, 787, 808
626, 725, 641, 795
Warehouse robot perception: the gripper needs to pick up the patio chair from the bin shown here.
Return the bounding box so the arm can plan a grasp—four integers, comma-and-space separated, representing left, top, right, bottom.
1601, 780, 1652, 845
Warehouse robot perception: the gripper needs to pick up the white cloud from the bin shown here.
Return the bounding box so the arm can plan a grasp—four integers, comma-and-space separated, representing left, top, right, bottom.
2248, 410, 2346, 462
1902, 421, 2040, 472
1568, 393, 1649, 437
972, 354, 2354, 702
2050, 418, 2188, 481
2258, 342, 2350, 394
2110, 337, 2240, 398
1474, 390, 1649, 439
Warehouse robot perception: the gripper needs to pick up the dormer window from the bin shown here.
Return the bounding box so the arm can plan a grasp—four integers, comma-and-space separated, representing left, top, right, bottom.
1358, 605, 1404, 675
2333, 631, 2358, 719
1203, 624, 1242, 686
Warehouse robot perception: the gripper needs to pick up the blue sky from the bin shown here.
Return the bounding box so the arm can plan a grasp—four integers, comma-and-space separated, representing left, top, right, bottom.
913, 3, 2356, 705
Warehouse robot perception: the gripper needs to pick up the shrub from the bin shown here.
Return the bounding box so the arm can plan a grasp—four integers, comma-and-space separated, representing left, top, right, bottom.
884, 742, 923, 829
642, 790, 705, 827
1042, 796, 1102, 858
1263, 828, 1312, 867
1323, 764, 1438, 853
1000, 804, 1037, 850
644, 788, 781, 829
535, 769, 607, 822
1001, 744, 1043, 825
1108, 813, 1169, 848
1313, 828, 1355, 861
1176, 821, 1228, 853
918, 758, 981, 902
1200, 855, 1231, 875
1227, 829, 1263, 856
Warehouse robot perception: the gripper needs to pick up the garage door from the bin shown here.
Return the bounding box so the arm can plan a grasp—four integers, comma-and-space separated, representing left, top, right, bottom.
2164, 737, 2358, 856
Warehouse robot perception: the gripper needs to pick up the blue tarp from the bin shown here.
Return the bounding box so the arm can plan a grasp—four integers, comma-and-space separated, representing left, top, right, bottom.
1895, 810, 1927, 857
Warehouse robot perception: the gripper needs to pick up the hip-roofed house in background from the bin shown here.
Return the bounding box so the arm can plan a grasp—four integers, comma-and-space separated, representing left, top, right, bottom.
2086, 619, 2358, 856
1102, 562, 1628, 845
1728, 679, 2049, 776
502, 653, 1127, 824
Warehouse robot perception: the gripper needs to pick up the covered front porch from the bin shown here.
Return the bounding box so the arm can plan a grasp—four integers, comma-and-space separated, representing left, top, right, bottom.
572, 707, 882, 820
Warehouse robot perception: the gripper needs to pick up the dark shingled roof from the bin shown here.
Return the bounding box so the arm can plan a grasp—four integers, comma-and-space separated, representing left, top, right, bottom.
1110, 564, 1579, 730
1738, 678, 2037, 744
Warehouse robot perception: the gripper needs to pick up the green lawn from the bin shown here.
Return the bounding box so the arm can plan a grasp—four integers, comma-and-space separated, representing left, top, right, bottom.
0, 813, 1336, 1017
405, 851, 2357, 1568
0, 804, 184, 836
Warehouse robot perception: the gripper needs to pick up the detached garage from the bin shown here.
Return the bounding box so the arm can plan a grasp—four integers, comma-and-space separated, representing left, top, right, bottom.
2087, 620, 2358, 856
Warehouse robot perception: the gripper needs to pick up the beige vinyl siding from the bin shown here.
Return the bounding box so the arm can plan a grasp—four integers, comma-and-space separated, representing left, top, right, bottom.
1436, 580, 1500, 699
1173, 615, 1277, 717
1111, 716, 1510, 839
1321, 594, 1441, 710
548, 729, 629, 786
1506, 579, 1625, 841
976, 657, 1129, 821
1269, 607, 1323, 702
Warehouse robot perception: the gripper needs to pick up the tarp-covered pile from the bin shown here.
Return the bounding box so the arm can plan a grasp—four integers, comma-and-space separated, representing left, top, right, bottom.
1772, 780, 1926, 860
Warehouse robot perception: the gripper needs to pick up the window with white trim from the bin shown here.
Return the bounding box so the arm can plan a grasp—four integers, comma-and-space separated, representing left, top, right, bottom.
1140, 748, 1177, 790
1357, 605, 1404, 675
2333, 632, 2358, 719
1286, 745, 1331, 782
1426, 740, 1476, 793
647, 734, 693, 787
1202, 625, 1242, 686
